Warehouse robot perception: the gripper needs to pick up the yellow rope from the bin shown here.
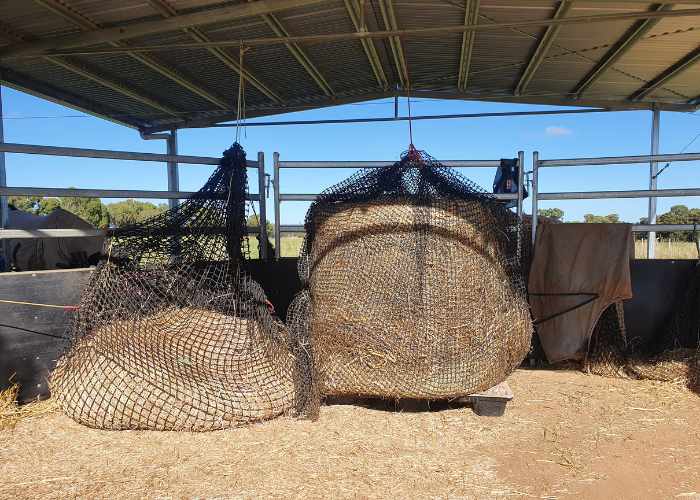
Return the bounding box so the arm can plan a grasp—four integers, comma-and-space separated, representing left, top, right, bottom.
0, 299, 78, 309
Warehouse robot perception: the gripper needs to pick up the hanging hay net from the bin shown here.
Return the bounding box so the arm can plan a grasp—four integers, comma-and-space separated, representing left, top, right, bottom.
50, 144, 297, 431
627, 260, 700, 392
287, 149, 533, 415
583, 261, 700, 393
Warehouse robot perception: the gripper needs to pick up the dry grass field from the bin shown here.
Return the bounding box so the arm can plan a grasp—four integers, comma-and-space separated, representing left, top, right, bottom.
246, 236, 304, 259
2, 367, 699, 500
635, 240, 699, 260
251, 238, 698, 261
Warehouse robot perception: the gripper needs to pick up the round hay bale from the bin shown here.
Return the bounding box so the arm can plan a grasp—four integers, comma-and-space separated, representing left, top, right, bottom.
51, 307, 295, 431
307, 197, 532, 399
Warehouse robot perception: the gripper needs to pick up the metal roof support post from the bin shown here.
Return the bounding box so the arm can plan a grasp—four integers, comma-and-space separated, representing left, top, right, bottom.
273, 152, 281, 259
647, 107, 660, 259
140, 128, 179, 209
0, 82, 9, 271
166, 129, 179, 210
257, 152, 268, 260
517, 151, 524, 219
531, 151, 539, 248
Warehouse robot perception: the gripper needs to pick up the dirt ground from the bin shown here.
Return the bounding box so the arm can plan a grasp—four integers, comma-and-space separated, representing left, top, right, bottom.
1, 366, 699, 500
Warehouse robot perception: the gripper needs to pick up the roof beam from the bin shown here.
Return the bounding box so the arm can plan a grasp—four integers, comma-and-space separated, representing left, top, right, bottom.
377, 0, 406, 89
573, 3, 675, 98
514, 1, 574, 96
457, 0, 479, 92
0, 26, 180, 118
46, 56, 180, 116
261, 13, 334, 97
19, 8, 700, 60
0, 68, 144, 129
142, 89, 694, 133
343, 0, 389, 90
0, 0, 329, 60
142, 0, 283, 105
34, 0, 231, 109
629, 44, 700, 101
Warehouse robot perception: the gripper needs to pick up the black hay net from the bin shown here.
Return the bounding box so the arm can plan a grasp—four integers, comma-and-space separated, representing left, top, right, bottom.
585, 265, 700, 393
288, 150, 533, 416
50, 144, 298, 431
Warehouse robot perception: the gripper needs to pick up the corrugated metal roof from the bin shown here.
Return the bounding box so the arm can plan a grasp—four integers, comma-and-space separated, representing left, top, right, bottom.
1, 0, 699, 132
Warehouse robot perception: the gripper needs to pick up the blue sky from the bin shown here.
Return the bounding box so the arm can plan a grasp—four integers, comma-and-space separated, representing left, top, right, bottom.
2, 85, 699, 226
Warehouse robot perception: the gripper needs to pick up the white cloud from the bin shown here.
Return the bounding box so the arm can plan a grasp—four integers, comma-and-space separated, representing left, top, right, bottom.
545, 126, 574, 136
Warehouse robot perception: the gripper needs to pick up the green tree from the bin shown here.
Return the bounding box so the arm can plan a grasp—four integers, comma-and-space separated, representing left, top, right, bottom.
657, 205, 700, 242
246, 214, 274, 237
107, 199, 158, 227
537, 208, 564, 222
157, 203, 169, 213
39, 198, 61, 215
7, 196, 41, 214
583, 213, 621, 224
60, 189, 111, 228
138, 208, 161, 222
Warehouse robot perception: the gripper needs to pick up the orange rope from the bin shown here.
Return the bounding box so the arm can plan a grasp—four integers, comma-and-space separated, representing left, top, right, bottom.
0, 299, 79, 310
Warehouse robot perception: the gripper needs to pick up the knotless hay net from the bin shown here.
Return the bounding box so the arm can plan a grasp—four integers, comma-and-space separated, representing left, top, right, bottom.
288, 150, 533, 416
50, 143, 297, 431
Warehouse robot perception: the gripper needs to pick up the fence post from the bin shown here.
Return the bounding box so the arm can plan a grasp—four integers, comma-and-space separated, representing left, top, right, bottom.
166, 128, 179, 210
0, 82, 9, 272
647, 106, 660, 259
273, 152, 281, 259
531, 151, 539, 248
257, 152, 267, 260
517, 151, 524, 219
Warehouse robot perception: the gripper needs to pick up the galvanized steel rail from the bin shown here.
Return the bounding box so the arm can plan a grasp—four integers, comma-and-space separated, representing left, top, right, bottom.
272, 152, 525, 259
0, 143, 267, 248
531, 151, 700, 254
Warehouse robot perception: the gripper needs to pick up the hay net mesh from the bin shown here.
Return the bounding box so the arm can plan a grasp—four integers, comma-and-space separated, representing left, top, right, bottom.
50, 143, 298, 431
288, 149, 533, 417
585, 264, 700, 393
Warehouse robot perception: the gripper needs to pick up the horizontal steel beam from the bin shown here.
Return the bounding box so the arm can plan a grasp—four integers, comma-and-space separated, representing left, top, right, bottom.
277, 159, 505, 168
539, 188, 700, 200
279, 224, 304, 232
538, 152, 700, 167
143, 90, 692, 132
0, 226, 265, 239
209, 108, 614, 128
0, 228, 105, 239
279, 192, 518, 201
0, 187, 260, 201
16, 8, 700, 61
0, 142, 263, 167
632, 224, 699, 232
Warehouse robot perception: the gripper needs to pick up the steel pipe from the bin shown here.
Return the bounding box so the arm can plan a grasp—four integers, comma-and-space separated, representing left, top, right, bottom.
538, 152, 700, 167
538, 188, 700, 200
0, 186, 260, 201
0, 142, 261, 167
278, 160, 503, 168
